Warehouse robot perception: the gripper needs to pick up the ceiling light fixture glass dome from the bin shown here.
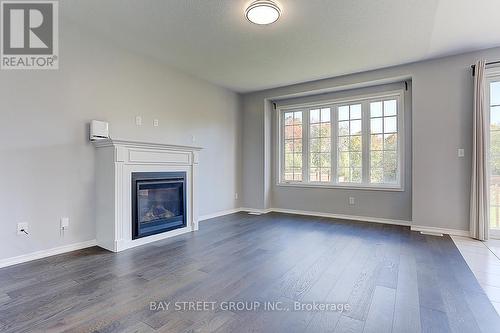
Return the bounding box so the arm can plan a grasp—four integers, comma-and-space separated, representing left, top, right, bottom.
245, 0, 282, 25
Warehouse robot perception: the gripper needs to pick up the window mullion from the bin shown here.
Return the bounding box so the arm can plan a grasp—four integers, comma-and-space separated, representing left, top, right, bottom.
303, 109, 309, 183
331, 105, 338, 184
397, 96, 403, 186
280, 110, 284, 183
362, 101, 370, 184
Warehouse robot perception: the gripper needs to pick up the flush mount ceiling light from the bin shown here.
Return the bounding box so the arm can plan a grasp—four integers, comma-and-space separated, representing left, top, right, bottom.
245, 0, 282, 25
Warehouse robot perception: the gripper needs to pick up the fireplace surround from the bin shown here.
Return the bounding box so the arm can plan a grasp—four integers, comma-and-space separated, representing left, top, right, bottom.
93, 139, 201, 252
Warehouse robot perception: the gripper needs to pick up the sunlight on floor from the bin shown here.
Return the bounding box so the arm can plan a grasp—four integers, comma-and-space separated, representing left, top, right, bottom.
452, 236, 500, 315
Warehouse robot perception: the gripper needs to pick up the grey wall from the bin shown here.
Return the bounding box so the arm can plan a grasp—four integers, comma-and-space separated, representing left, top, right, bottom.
0, 23, 242, 260
241, 46, 500, 231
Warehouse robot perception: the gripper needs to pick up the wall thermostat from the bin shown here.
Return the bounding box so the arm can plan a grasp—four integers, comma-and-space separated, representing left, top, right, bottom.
90, 120, 109, 141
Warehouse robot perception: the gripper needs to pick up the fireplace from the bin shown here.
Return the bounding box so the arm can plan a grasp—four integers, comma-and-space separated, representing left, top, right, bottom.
132, 172, 187, 239
94, 139, 200, 252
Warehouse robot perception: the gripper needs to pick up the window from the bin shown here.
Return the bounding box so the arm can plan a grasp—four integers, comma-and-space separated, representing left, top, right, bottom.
369, 100, 399, 184
283, 111, 303, 181
337, 104, 362, 183
279, 91, 403, 190
310, 108, 331, 182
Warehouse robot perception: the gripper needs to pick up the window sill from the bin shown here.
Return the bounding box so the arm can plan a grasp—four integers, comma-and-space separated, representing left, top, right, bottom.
276, 182, 404, 192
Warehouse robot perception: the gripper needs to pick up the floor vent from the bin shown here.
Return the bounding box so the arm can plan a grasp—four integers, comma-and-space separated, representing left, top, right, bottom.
419, 231, 443, 237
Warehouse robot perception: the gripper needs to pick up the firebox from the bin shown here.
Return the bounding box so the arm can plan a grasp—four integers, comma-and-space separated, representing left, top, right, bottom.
131, 172, 187, 239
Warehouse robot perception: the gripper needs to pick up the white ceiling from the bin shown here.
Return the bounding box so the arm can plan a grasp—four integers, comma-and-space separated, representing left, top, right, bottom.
62, 0, 500, 92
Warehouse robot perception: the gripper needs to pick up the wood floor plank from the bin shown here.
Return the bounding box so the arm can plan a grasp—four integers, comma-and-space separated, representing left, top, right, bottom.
392, 254, 421, 333
90, 317, 155, 333
375, 225, 402, 289
414, 239, 447, 313
419, 306, 451, 333
362, 286, 396, 333
181, 309, 237, 333
0, 293, 11, 303
334, 315, 364, 333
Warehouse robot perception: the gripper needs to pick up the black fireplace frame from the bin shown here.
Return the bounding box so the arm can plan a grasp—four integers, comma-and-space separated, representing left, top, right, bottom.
131, 171, 187, 240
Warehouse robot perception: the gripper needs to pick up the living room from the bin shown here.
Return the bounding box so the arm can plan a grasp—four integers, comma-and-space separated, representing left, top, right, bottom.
1, 1, 500, 332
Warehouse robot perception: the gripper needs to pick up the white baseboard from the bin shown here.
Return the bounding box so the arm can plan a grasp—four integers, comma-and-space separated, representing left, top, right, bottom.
199, 208, 243, 221
410, 225, 470, 237
270, 208, 471, 236
216, 206, 410, 226
0, 239, 97, 269
269, 208, 411, 227
219, 207, 471, 237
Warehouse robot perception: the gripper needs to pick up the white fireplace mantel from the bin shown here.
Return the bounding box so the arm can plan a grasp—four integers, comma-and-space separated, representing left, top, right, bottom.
93, 139, 202, 252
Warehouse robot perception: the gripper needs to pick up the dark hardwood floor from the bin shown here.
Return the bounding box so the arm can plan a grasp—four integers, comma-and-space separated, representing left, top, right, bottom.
0, 212, 499, 333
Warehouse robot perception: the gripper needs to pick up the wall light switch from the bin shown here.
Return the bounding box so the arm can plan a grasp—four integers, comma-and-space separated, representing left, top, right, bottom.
458, 148, 465, 158
192, 135, 196, 143
153, 119, 159, 127
135, 116, 142, 126
60, 217, 69, 229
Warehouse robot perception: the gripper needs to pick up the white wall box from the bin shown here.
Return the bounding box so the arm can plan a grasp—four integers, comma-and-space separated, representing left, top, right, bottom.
90, 120, 110, 141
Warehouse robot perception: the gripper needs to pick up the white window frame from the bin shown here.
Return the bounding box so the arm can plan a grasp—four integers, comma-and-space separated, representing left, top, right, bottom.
486, 67, 500, 238
277, 90, 405, 191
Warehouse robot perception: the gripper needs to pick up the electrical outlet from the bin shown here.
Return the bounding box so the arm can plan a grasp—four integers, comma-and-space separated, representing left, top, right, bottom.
135, 116, 142, 126
60, 217, 69, 229
17, 222, 29, 235
348, 197, 355, 205
153, 119, 159, 127
235, 193, 239, 200
191, 135, 196, 143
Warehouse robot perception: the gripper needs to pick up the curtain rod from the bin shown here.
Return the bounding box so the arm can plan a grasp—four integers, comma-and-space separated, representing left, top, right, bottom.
471, 61, 500, 76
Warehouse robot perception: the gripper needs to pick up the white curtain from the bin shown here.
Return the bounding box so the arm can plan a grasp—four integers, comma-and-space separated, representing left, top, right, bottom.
470, 60, 489, 240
